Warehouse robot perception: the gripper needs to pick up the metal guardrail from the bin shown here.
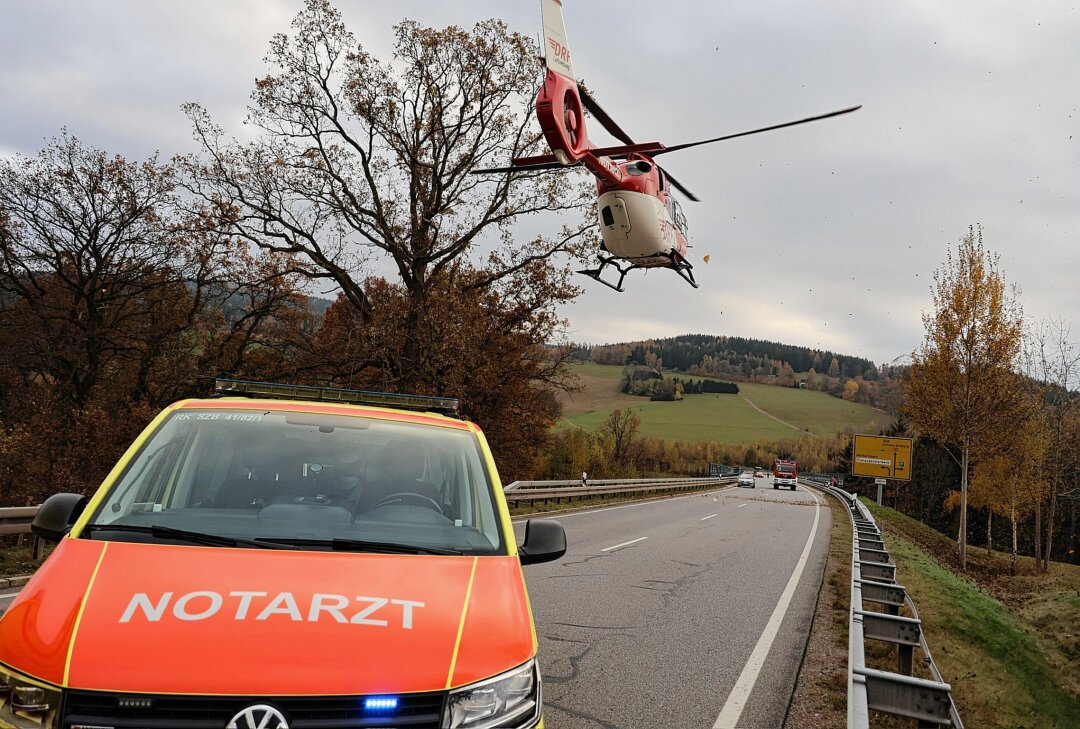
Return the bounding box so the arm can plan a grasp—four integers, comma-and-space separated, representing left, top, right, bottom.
815, 482, 962, 729
0, 506, 44, 560
0, 507, 39, 537
503, 477, 736, 504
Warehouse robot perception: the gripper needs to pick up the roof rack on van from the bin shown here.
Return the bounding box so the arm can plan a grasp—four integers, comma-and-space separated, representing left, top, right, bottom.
213, 378, 460, 416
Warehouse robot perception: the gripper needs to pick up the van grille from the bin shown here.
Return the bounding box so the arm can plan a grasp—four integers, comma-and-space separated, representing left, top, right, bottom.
63, 689, 445, 728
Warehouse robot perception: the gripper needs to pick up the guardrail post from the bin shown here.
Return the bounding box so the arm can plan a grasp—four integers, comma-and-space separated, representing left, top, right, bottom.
32, 536, 44, 561
858, 603, 921, 677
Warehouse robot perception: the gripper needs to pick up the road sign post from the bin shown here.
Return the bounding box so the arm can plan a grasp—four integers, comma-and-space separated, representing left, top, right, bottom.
874, 478, 887, 505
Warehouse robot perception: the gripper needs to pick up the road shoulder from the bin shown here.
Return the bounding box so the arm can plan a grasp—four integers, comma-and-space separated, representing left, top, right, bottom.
783, 489, 850, 728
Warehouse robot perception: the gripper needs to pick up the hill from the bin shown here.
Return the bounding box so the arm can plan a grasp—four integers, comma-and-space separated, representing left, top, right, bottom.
580, 333, 904, 411
559, 362, 890, 445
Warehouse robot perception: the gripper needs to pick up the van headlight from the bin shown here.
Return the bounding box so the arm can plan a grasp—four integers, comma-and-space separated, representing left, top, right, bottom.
443, 659, 540, 728
0, 665, 61, 729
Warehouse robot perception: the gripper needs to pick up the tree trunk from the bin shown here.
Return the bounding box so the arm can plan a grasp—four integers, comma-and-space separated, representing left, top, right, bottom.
986, 509, 993, 556
1044, 474, 1057, 572
1034, 496, 1043, 572
1010, 506, 1018, 576
959, 447, 969, 569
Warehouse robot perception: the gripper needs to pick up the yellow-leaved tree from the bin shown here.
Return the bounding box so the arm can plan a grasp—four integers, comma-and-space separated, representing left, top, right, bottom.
904, 226, 1025, 569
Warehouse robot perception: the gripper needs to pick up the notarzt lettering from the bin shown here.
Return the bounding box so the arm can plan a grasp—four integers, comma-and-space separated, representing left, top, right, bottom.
119, 591, 425, 629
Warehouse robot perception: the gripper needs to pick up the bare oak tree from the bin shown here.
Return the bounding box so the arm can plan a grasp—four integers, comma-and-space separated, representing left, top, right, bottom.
181, 0, 593, 393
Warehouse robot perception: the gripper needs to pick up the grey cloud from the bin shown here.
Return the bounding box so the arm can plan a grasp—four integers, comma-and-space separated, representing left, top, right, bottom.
2, 0, 1076, 363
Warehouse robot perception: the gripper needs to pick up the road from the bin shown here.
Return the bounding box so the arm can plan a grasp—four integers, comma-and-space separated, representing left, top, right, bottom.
0, 589, 18, 615
515, 476, 830, 729
0, 477, 829, 728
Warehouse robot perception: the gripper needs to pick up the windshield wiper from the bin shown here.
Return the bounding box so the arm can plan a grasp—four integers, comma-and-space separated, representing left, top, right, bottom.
83, 524, 294, 550
256, 536, 460, 556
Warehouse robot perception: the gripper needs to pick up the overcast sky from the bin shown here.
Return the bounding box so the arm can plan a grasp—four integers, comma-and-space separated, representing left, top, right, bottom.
3, 0, 1077, 364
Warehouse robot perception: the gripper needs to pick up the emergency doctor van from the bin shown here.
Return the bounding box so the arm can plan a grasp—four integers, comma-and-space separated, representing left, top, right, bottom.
0, 379, 565, 729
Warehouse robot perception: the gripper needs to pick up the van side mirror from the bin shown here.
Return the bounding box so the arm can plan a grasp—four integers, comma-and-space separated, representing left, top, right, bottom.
31, 493, 89, 543
518, 519, 566, 565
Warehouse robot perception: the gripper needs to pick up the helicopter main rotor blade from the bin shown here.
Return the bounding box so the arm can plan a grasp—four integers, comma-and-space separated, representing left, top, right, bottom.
653, 105, 862, 156
659, 166, 701, 202
578, 84, 636, 146
471, 161, 567, 174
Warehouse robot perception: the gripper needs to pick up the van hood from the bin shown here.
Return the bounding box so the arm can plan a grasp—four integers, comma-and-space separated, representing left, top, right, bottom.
0, 538, 534, 695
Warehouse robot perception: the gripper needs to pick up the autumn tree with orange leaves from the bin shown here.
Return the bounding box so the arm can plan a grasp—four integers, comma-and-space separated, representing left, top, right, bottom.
0, 134, 310, 504
904, 226, 1026, 569
180, 0, 595, 477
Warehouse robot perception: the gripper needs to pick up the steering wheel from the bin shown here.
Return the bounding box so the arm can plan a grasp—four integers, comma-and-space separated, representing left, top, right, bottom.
368, 492, 444, 513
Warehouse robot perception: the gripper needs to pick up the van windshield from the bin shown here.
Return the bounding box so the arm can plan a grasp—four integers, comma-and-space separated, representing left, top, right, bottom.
85, 409, 505, 555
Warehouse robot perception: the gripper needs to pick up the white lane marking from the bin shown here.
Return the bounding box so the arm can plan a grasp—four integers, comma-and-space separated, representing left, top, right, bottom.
0, 592, 21, 598
713, 486, 822, 728
600, 536, 648, 552
700, 514, 718, 521
737, 503, 747, 508
511, 486, 736, 525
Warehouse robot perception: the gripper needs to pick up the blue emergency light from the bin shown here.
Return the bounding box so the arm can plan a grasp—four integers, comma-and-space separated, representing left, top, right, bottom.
364, 696, 399, 711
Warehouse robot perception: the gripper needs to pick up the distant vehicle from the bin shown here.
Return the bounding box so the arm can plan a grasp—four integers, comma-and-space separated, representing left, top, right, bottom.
737, 471, 755, 488
753, 469, 765, 478
773, 459, 798, 491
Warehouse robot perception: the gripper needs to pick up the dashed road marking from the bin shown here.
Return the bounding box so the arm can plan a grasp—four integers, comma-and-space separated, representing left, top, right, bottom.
737, 504, 747, 508
0, 592, 20, 599
700, 514, 718, 521
600, 536, 648, 552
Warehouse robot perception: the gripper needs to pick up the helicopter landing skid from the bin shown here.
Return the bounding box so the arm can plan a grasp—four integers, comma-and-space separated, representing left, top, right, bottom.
577, 255, 632, 292
577, 252, 698, 292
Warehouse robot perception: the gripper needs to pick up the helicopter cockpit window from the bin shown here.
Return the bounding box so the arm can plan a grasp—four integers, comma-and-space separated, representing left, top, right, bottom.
671, 197, 688, 234
625, 160, 652, 176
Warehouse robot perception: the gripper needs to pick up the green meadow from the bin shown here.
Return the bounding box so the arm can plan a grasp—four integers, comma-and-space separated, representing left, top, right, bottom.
559, 363, 890, 445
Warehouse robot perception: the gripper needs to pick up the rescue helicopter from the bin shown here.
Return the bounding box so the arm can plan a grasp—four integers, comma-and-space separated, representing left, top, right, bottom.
475, 0, 860, 292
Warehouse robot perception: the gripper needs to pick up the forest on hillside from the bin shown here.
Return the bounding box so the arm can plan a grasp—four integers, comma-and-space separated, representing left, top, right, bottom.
584, 334, 905, 411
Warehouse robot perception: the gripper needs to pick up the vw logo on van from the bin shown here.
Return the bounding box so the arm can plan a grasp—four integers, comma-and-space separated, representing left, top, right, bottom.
226, 704, 289, 729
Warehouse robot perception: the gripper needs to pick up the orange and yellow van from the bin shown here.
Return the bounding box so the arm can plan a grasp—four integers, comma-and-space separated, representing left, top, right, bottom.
0, 379, 564, 729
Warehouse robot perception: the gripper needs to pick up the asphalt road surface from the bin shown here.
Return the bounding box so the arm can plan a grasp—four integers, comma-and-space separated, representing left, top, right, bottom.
0, 477, 829, 729
515, 477, 830, 729
0, 589, 18, 616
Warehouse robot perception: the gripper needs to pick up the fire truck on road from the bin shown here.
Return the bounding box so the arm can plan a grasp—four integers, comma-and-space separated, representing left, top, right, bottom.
772, 458, 798, 490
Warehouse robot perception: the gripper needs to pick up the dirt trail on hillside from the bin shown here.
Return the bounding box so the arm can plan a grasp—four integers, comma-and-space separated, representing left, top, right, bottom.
740, 395, 804, 433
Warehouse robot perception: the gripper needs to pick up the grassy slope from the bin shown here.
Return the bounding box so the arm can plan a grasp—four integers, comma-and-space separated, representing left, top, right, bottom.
863, 499, 1080, 728
738, 382, 888, 435
565, 393, 799, 444
559, 363, 890, 445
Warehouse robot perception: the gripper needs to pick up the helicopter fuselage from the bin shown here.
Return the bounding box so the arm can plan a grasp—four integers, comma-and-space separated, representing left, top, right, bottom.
596, 158, 689, 267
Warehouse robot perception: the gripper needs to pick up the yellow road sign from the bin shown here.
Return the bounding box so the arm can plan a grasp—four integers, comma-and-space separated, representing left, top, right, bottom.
852, 435, 913, 481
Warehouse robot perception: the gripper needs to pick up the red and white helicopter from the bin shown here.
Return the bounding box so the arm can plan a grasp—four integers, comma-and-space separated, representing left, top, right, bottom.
477, 0, 860, 292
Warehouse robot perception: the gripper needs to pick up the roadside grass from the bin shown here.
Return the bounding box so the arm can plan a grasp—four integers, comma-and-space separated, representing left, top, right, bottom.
863, 498, 1080, 728
557, 362, 890, 445
0, 540, 44, 577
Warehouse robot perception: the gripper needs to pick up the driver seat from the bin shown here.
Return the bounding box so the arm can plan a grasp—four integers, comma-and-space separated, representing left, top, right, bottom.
357, 447, 441, 513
